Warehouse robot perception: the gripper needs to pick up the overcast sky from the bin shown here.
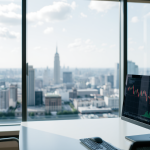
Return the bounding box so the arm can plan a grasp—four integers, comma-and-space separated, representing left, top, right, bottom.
0, 0, 150, 69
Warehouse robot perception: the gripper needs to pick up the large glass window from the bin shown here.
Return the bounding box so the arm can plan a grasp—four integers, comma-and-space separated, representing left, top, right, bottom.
0, 0, 22, 124
27, 0, 119, 121
128, 3, 150, 75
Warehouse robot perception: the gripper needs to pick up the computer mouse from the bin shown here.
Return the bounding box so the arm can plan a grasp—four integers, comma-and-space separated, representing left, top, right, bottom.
90, 137, 103, 143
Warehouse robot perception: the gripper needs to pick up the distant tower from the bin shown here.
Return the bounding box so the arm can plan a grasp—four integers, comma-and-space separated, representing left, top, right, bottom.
27, 66, 35, 106
54, 45, 60, 84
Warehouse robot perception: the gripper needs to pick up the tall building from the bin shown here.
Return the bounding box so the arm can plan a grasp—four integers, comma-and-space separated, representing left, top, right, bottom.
114, 63, 119, 89
43, 67, 50, 86
105, 74, 114, 88
63, 72, 72, 83
54, 46, 60, 84
91, 77, 100, 89
35, 91, 43, 106
27, 66, 35, 106
9, 84, 17, 108
128, 61, 139, 74
0, 87, 9, 110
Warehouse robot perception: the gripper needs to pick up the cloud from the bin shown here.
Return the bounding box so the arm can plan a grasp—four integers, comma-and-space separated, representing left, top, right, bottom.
27, 1, 76, 24
0, 27, 19, 39
34, 46, 41, 50
131, 16, 139, 23
102, 43, 107, 46
80, 12, 87, 18
89, 1, 117, 13
110, 44, 116, 48
68, 38, 82, 48
62, 28, 66, 32
68, 38, 100, 52
138, 46, 144, 50
44, 27, 54, 34
0, 3, 21, 12
0, 3, 21, 25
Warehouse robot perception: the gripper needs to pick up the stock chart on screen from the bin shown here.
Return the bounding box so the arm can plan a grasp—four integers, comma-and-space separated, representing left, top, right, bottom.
122, 75, 150, 125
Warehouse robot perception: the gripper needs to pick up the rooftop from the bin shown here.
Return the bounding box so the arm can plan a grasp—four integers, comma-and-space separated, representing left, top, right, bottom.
45, 93, 61, 97
78, 89, 98, 92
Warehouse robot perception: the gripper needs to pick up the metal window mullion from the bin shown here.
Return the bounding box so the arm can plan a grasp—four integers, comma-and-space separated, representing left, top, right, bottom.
22, 0, 27, 122
119, 0, 127, 117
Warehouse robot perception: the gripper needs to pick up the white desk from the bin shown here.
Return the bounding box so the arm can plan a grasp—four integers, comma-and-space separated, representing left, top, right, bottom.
21, 118, 150, 150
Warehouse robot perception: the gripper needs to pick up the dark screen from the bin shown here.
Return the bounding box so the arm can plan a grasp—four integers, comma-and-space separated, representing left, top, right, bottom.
122, 75, 150, 125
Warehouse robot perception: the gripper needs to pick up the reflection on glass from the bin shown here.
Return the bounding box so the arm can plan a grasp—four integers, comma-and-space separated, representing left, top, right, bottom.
27, 0, 119, 121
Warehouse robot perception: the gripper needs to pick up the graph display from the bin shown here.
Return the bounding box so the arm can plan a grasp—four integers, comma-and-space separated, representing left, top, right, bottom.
122, 75, 150, 125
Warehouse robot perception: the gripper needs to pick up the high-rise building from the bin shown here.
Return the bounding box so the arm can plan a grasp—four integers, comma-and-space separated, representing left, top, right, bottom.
27, 66, 35, 106
43, 67, 50, 86
128, 61, 139, 74
63, 72, 72, 83
9, 84, 17, 108
114, 63, 119, 89
0, 87, 9, 110
54, 46, 60, 84
91, 77, 100, 89
35, 91, 43, 106
99, 75, 105, 86
105, 74, 114, 88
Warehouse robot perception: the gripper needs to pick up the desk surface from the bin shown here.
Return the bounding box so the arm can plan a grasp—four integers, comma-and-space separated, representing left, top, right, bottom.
20, 118, 150, 150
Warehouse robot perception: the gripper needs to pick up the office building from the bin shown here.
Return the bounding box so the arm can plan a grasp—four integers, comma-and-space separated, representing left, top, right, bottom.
104, 95, 119, 110
105, 74, 114, 88
69, 88, 77, 99
55, 89, 69, 101
90, 77, 100, 89
128, 61, 139, 74
0, 87, 9, 110
27, 66, 35, 106
54, 46, 60, 84
45, 93, 61, 112
63, 72, 72, 83
77, 89, 98, 98
114, 63, 119, 89
35, 91, 43, 106
99, 75, 105, 86
43, 67, 50, 86
9, 84, 17, 108
73, 98, 105, 109
100, 83, 114, 96
35, 78, 43, 89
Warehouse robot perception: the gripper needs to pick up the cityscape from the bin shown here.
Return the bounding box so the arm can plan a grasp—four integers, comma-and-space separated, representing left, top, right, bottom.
0, 45, 142, 123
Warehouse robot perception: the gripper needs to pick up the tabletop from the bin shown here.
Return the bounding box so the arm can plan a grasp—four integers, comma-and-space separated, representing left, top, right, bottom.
19, 118, 150, 150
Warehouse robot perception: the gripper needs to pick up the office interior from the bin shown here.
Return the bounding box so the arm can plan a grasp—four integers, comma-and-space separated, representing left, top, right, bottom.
0, 0, 150, 149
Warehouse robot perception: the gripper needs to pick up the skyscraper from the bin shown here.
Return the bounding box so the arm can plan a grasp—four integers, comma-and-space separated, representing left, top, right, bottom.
9, 84, 17, 108
27, 66, 35, 106
114, 63, 119, 89
43, 67, 50, 86
128, 61, 138, 74
0, 87, 9, 110
105, 74, 114, 88
54, 46, 60, 84
63, 72, 72, 83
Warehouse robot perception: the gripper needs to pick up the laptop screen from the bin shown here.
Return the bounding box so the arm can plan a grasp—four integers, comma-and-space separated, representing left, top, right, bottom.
122, 75, 150, 125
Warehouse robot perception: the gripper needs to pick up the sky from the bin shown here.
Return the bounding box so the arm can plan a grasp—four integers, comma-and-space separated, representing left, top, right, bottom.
0, 0, 150, 69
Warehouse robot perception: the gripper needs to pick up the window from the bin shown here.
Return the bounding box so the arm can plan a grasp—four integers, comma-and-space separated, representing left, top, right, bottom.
128, 3, 150, 75
27, 0, 119, 121
0, 0, 22, 124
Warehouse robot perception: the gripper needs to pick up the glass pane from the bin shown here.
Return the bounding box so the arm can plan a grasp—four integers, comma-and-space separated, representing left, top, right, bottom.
128, 3, 150, 75
27, 0, 119, 121
0, 0, 22, 124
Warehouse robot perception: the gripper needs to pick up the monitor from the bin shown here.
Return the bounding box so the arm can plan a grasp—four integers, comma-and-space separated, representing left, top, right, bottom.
122, 74, 150, 142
